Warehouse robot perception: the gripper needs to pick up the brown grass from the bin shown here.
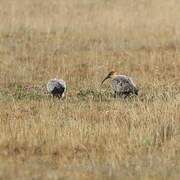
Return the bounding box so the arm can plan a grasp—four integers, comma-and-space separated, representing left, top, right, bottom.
0, 0, 180, 179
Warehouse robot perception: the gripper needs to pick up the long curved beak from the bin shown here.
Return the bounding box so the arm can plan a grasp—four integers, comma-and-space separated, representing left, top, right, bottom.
101, 76, 110, 85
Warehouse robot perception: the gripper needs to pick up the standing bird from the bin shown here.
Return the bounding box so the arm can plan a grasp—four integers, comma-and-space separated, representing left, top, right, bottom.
101, 70, 138, 97
47, 78, 66, 98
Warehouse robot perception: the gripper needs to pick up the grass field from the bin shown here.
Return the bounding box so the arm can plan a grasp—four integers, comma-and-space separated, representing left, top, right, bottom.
0, 0, 180, 179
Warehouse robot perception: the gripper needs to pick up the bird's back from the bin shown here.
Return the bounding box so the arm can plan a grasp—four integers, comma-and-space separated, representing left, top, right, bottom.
112, 75, 138, 95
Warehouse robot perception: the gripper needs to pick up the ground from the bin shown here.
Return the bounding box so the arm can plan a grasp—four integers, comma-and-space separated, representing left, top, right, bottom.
0, 0, 180, 179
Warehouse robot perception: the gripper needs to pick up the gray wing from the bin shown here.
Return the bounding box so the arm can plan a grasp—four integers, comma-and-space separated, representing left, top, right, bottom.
47, 79, 66, 94
112, 75, 138, 95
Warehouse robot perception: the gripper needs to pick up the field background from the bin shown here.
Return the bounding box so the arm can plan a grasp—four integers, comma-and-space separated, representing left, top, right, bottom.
0, 0, 180, 179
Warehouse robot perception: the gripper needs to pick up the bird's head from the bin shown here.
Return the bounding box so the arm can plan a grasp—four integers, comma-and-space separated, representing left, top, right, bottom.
101, 70, 117, 84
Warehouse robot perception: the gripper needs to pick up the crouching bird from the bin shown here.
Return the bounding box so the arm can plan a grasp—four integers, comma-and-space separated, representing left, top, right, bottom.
101, 70, 138, 98
47, 78, 66, 98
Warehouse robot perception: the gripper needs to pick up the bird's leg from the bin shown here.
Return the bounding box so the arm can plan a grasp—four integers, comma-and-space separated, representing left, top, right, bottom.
122, 92, 130, 99
57, 94, 62, 99
114, 91, 118, 98
53, 94, 59, 99
61, 92, 65, 99
123, 94, 128, 99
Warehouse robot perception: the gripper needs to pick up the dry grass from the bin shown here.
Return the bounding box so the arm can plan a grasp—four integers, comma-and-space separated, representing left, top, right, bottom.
0, 0, 180, 179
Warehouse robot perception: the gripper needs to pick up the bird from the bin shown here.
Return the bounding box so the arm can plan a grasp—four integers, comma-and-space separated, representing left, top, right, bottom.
47, 78, 66, 98
101, 70, 138, 97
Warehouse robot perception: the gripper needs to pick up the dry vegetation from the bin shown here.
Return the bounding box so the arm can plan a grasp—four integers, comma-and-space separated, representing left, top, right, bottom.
0, 0, 180, 179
